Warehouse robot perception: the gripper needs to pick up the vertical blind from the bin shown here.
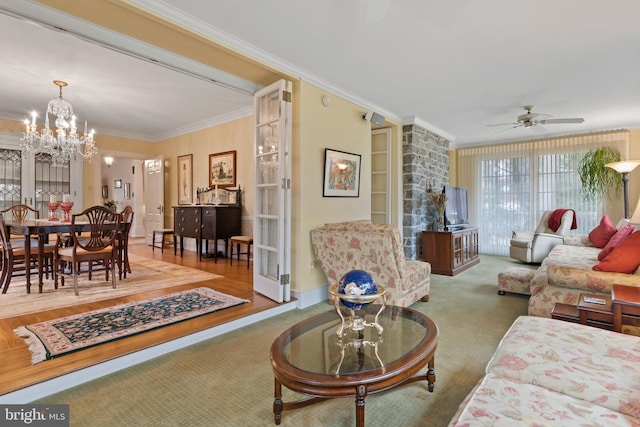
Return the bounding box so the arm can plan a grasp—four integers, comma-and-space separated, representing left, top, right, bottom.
458, 131, 630, 256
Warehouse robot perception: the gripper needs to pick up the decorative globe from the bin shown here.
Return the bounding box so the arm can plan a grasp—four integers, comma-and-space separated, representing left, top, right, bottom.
337, 269, 377, 310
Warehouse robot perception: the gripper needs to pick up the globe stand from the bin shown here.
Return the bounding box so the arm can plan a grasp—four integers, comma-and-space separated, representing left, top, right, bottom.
333, 333, 385, 375
328, 283, 386, 337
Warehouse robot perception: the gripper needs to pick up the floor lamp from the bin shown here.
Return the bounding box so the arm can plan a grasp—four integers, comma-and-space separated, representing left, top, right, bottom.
605, 160, 640, 218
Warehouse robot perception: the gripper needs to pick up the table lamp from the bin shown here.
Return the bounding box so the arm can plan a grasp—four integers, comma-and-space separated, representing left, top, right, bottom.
605, 160, 640, 218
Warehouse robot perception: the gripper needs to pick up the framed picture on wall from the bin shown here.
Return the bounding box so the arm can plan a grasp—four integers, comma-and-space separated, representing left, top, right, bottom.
124, 183, 131, 200
114, 179, 122, 189
101, 185, 108, 199
323, 148, 361, 197
178, 154, 193, 204
209, 150, 236, 188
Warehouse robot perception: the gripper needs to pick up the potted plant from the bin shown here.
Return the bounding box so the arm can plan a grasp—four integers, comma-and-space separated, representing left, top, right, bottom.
578, 146, 622, 200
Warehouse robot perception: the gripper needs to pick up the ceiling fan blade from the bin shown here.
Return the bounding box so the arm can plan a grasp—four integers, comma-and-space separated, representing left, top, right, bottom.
531, 124, 547, 133
540, 118, 584, 124
486, 122, 518, 127
490, 124, 523, 136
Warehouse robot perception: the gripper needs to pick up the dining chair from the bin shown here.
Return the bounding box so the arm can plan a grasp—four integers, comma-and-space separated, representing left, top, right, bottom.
54, 205, 121, 296
116, 205, 134, 279
0, 204, 40, 242
0, 213, 55, 294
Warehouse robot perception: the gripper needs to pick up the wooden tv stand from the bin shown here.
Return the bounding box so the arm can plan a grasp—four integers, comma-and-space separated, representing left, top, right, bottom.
422, 228, 479, 276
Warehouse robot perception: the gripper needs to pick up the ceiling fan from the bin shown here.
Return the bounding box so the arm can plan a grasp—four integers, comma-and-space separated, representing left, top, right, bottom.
487, 106, 585, 132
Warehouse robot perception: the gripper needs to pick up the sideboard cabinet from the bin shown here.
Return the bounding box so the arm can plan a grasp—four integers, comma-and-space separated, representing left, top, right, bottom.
421, 228, 479, 276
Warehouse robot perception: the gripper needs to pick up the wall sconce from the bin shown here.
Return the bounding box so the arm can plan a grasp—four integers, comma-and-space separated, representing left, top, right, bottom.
605, 160, 640, 218
104, 156, 114, 168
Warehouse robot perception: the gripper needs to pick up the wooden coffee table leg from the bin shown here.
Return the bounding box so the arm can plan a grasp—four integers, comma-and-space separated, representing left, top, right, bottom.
427, 357, 436, 392
355, 385, 366, 427
273, 378, 283, 425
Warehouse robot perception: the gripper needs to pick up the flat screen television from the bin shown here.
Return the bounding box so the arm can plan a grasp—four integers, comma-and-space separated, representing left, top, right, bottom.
444, 185, 469, 230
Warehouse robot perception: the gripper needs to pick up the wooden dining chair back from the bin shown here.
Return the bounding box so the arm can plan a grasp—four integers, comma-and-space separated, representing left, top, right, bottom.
55, 206, 121, 296
0, 204, 40, 242
117, 205, 134, 279
0, 213, 55, 294
0, 204, 39, 221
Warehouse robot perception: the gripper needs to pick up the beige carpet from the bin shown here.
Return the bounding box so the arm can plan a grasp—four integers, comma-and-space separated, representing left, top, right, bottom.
36, 255, 529, 427
0, 254, 222, 319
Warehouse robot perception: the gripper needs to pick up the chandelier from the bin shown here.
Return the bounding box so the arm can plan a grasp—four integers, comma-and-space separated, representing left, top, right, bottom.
20, 80, 98, 167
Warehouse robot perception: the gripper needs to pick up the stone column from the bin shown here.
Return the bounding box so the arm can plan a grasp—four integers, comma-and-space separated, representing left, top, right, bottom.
402, 123, 450, 259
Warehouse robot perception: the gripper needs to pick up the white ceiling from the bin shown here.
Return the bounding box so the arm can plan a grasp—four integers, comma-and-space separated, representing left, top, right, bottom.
1, 0, 640, 147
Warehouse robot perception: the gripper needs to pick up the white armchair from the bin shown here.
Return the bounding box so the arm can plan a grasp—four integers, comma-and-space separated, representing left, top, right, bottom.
510, 210, 575, 263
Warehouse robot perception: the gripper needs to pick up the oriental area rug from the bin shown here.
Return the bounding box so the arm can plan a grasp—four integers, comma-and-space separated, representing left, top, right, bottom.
14, 287, 248, 364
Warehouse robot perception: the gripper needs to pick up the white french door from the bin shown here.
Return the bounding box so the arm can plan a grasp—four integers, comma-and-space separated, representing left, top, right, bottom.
143, 157, 165, 245
253, 80, 292, 303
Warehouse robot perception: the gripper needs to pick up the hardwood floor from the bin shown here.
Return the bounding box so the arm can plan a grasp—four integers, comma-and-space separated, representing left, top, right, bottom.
0, 240, 282, 396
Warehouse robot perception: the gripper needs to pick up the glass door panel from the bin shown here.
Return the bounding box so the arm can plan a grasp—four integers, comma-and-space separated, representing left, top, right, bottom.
0, 148, 22, 210
34, 153, 71, 218
253, 79, 292, 303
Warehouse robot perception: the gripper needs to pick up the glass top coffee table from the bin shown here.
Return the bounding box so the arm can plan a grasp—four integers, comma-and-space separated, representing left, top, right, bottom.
270, 305, 439, 426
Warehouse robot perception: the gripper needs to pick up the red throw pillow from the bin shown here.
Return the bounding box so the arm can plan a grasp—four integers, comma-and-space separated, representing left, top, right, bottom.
593, 230, 640, 273
588, 215, 617, 248
598, 225, 635, 260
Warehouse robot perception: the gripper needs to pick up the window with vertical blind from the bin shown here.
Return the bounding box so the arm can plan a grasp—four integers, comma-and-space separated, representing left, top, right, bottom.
458, 131, 630, 256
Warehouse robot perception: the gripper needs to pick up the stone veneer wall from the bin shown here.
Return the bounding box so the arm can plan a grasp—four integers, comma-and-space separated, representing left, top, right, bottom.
402, 124, 450, 260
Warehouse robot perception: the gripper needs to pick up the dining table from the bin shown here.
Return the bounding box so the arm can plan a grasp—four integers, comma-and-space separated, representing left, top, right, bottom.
5, 219, 128, 294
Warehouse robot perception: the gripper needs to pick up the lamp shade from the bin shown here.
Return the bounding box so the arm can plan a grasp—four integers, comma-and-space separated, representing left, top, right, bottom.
605, 160, 640, 173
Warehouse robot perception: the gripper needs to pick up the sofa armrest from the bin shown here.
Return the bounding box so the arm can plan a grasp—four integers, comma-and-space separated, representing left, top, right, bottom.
511, 230, 534, 240
562, 234, 594, 247
547, 264, 640, 293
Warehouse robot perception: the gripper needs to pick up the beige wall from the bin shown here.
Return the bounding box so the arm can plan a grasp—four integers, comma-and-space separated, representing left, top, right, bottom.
156, 116, 254, 234
293, 82, 375, 291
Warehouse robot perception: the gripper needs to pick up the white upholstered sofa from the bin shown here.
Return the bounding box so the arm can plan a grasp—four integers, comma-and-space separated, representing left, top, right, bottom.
310, 220, 430, 307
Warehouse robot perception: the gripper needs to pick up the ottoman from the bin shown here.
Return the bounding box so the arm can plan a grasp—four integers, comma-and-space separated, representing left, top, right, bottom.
498, 267, 535, 296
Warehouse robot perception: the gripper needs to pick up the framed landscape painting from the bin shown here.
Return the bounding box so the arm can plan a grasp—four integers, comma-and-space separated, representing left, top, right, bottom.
209, 150, 236, 188
178, 154, 193, 204
323, 148, 361, 197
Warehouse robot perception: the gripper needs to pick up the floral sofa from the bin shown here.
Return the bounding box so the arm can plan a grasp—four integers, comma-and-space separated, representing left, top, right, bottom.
449, 315, 640, 425
500, 223, 640, 325
528, 237, 640, 319
310, 220, 430, 307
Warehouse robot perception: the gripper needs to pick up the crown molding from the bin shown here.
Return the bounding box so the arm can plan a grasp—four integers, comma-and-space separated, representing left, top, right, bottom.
403, 116, 456, 142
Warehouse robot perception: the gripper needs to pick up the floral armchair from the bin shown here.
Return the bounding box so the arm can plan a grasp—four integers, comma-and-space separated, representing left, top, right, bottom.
310, 220, 430, 307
